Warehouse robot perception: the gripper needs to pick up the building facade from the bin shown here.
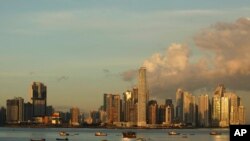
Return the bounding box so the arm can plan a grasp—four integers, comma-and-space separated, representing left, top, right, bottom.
198, 94, 210, 127
137, 67, 148, 126
6, 97, 24, 124
30, 82, 47, 117
70, 107, 80, 126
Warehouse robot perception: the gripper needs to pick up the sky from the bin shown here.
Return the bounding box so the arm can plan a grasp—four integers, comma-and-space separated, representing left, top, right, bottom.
0, 0, 250, 122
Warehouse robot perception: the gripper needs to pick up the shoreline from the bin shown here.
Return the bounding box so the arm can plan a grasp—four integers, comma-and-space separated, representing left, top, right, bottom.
0, 125, 229, 129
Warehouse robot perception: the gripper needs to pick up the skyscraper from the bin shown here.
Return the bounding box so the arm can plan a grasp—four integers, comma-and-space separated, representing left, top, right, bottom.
103, 94, 112, 123
148, 100, 157, 124
198, 94, 210, 127
183, 92, 196, 126
165, 99, 174, 124
165, 105, 173, 125
176, 88, 184, 122
30, 82, 47, 117
214, 84, 225, 97
6, 97, 24, 124
112, 94, 121, 123
220, 97, 229, 127
103, 94, 120, 123
0, 107, 6, 126
137, 67, 148, 126
70, 107, 80, 126
238, 106, 246, 125
123, 90, 133, 122
211, 95, 221, 127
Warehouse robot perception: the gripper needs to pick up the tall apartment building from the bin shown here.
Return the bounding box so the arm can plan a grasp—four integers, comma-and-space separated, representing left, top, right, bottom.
103, 94, 120, 123
70, 107, 80, 126
137, 67, 148, 127
148, 100, 158, 124
198, 94, 210, 127
6, 97, 24, 124
30, 82, 47, 117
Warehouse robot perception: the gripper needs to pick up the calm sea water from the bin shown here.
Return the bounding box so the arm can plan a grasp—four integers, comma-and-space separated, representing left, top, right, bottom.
0, 127, 229, 141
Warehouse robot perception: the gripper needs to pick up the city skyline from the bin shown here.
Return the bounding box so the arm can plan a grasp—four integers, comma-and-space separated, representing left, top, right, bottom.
1, 0, 250, 124
1, 79, 246, 127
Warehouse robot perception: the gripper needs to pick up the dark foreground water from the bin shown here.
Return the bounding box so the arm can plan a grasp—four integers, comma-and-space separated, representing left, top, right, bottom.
0, 127, 229, 141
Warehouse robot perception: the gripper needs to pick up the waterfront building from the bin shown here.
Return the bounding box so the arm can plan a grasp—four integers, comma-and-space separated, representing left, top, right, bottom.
211, 95, 221, 127
238, 106, 246, 124
123, 90, 133, 122
165, 99, 174, 124
137, 67, 148, 127
90, 111, 100, 124
103, 94, 121, 123
46, 105, 54, 116
6, 97, 24, 124
165, 105, 173, 125
175, 89, 196, 126
157, 105, 166, 124
183, 92, 196, 126
24, 102, 33, 122
99, 110, 107, 124
220, 96, 229, 127
224, 93, 240, 125
30, 82, 47, 117
214, 84, 225, 97
103, 94, 112, 123
175, 88, 184, 122
148, 100, 158, 124
112, 94, 121, 123
70, 107, 80, 126
0, 107, 6, 126
198, 94, 210, 127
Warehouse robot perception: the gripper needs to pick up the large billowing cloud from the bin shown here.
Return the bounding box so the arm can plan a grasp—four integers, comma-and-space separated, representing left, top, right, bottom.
142, 18, 250, 98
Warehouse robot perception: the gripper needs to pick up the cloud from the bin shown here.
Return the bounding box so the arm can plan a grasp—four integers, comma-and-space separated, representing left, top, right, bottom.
57, 76, 69, 82
103, 69, 110, 73
120, 69, 137, 82
142, 18, 250, 98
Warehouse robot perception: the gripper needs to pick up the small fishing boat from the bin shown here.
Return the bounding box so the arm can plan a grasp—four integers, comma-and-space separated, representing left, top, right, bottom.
30, 139, 46, 141
56, 137, 68, 140
210, 131, 222, 135
59, 131, 69, 136
122, 131, 136, 138
95, 131, 107, 136
168, 130, 180, 135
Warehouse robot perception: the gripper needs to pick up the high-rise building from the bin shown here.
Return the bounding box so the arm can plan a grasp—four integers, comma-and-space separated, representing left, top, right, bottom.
165, 105, 173, 125
148, 100, 157, 124
6, 97, 24, 124
214, 84, 225, 97
24, 102, 33, 122
112, 94, 121, 123
103, 94, 120, 123
103, 93, 112, 123
238, 106, 246, 125
123, 90, 133, 122
211, 95, 221, 127
137, 67, 148, 126
0, 107, 6, 126
225, 93, 240, 125
90, 111, 100, 124
165, 99, 174, 124
220, 97, 229, 127
70, 107, 80, 126
157, 105, 166, 124
176, 89, 196, 126
30, 82, 47, 117
183, 92, 196, 126
176, 88, 184, 122
198, 94, 210, 127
